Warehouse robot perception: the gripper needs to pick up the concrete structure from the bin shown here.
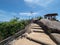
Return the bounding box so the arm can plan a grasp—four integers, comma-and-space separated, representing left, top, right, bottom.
44, 13, 58, 20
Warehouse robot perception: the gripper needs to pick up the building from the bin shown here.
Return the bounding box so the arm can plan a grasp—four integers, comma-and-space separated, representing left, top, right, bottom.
44, 13, 58, 20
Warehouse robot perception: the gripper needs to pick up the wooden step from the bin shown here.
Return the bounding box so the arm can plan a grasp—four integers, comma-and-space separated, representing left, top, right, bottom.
31, 24, 40, 27
26, 36, 48, 45
31, 29, 44, 33
9, 38, 41, 45
31, 27, 42, 29
27, 32, 56, 45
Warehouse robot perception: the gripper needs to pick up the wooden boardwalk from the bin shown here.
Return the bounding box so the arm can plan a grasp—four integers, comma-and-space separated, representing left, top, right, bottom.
9, 23, 56, 45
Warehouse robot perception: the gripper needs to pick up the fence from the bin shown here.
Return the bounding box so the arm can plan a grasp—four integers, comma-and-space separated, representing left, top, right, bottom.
0, 29, 26, 45
0, 19, 33, 45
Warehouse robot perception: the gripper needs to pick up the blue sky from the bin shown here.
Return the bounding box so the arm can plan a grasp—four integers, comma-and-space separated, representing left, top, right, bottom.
0, 0, 60, 21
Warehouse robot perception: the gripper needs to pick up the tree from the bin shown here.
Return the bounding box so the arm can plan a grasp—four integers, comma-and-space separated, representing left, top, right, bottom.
37, 16, 43, 20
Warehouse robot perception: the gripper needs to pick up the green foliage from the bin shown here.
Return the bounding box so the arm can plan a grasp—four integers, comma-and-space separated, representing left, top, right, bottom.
37, 16, 43, 20
0, 18, 30, 41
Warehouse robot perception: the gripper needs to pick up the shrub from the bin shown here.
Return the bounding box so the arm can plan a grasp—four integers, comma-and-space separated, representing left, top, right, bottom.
0, 18, 30, 41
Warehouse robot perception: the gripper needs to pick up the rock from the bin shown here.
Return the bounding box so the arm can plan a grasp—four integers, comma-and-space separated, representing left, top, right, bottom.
40, 19, 60, 33
51, 33, 60, 44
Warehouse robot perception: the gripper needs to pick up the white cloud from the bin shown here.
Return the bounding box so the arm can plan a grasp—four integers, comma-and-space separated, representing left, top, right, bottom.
24, 0, 54, 7
19, 12, 39, 16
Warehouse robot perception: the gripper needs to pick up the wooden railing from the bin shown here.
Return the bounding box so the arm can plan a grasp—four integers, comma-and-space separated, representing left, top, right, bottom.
0, 29, 26, 45
0, 20, 33, 45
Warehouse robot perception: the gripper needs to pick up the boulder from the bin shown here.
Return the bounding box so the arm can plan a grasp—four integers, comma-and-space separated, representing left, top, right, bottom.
51, 33, 60, 44
40, 19, 60, 33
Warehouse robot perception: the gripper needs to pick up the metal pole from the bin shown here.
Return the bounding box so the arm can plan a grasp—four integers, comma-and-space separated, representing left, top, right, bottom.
30, 11, 33, 23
